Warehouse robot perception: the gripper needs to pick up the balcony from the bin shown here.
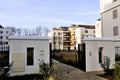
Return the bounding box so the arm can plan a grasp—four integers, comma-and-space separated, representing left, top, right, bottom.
63, 33, 70, 36
63, 37, 70, 42
63, 42, 70, 46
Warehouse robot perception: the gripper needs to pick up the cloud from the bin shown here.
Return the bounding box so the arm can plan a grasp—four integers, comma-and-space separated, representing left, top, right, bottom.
51, 10, 99, 16
0, 0, 98, 28
0, 0, 27, 7
42, 18, 86, 24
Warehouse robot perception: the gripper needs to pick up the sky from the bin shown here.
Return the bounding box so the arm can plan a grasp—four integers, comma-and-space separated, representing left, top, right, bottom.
0, 0, 100, 29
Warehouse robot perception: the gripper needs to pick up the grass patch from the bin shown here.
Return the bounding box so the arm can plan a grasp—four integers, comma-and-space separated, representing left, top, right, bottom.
52, 51, 78, 67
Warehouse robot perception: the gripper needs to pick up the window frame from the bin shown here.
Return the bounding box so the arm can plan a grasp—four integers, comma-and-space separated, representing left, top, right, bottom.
6, 31, 8, 34
113, 9, 118, 19
113, 26, 118, 36
113, 0, 117, 2
98, 47, 103, 63
0, 36, 3, 39
0, 31, 3, 34
85, 30, 88, 33
27, 47, 34, 66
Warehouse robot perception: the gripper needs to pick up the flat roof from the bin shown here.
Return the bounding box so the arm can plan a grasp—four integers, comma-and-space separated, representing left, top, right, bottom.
84, 37, 114, 41
9, 36, 50, 40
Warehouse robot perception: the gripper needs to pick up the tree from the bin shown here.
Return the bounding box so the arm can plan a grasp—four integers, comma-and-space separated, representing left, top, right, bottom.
6, 26, 17, 35
7, 26, 50, 36
35, 26, 50, 36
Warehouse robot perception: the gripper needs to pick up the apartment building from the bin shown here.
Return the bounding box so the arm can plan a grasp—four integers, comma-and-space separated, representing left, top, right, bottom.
68, 25, 78, 50
61, 27, 71, 50
50, 25, 95, 51
51, 28, 63, 50
69, 25, 95, 50
51, 27, 70, 50
100, 0, 120, 38
0, 25, 12, 51
100, 0, 120, 55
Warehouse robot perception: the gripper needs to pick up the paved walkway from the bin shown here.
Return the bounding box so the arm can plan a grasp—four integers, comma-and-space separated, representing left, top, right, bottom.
52, 59, 107, 80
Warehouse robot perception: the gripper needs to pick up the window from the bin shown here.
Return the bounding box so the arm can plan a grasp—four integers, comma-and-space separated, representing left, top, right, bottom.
6, 42, 8, 45
58, 32, 61, 35
113, 26, 118, 36
85, 30, 88, 33
113, 0, 117, 2
53, 41, 56, 45
6, 31, 8, 34
54, 32, 56, 35
113, 9, 117, 19
99, 47, 103, 63
0, 42, 2, 45
27, 47, 34, 65
0, 31, 3, 34
0, 36, 3, 39
6, 36, 8, 39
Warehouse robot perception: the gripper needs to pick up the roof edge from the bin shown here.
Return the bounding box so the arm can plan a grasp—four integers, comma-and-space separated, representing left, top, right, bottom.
9, 36, 50, 40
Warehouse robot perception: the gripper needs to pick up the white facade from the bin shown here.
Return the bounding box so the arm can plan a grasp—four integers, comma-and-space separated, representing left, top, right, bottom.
84, 38, 115, 72
51, 30, 63, 50
9, 36, 50, 76
75, 27, 95, 50
100, 0, 120, 55
0, 28, 11, 51
81, 0, 120, 72
100, 0, 120, 38
95, 19, 102, 37
63, 30, 70, 50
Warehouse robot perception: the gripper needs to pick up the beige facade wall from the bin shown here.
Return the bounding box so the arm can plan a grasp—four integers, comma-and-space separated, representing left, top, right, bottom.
9, 37, 50, 76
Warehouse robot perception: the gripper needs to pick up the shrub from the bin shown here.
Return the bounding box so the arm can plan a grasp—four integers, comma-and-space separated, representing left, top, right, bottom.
100, 56, 110, 72
38, 61, 59, 80
113, 63, 120, 80
0, 63, 13, 79
115, 54, 120, 61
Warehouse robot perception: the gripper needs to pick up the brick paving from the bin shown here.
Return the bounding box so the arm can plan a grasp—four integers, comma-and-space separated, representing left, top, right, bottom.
52, 59, 107, 80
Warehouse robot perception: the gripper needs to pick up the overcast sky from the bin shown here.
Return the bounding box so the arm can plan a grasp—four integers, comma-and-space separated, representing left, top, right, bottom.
0, 0, 100, 29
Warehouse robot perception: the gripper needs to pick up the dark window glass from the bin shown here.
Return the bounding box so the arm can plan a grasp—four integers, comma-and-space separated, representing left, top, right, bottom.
58, 32, 61, 35
113, 9, 117, 19
113, 26, 118, 36
6, 36, 8, 39
27, 48, 34, 65
85, 30, 88, 33
99, 47, 103, 63
99, 52, 102, 63
0, 31, 3, 34
113, 0, 117, 2
6, 42, 8, 44
0, 36, 3, 39
6, 31, 8, 34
